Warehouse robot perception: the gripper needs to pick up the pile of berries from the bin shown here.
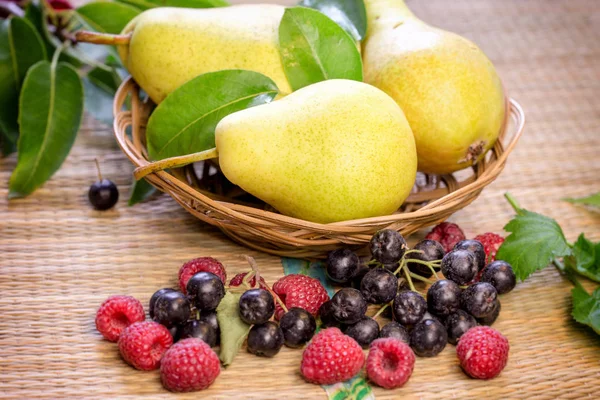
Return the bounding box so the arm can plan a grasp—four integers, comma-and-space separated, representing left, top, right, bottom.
94, 222, 511, 392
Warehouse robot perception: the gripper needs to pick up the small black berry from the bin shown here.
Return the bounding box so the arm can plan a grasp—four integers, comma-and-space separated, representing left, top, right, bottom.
238, 288, 275, 325
441, 249, 478, 285
179, 319, 218, 347
351, 266, 370, 289
186, 272, 225, 311
393, 290, 427, 326
360, 268, 398, 304
88, 179, 119, 210
410, 319, 447, 357
427, 279, 462, 318
330, 288, 367, 325
149, 288, 175, 319
370, 229, 407, 264
477, 299, 501, 326
454, 240, 486, 271
445, 310, 477, 345
480, 261, 516, 294
153, 290, 191, 328
461, 282, 498, 318
326, 248, 360, 284
407, 239, 445, 277
247, 321, 284, 357
318, 300, 342, 328
280, 307, 316, 348
199, 311, 220, 344
345, 316, 380, 348
379, 321, 409, 343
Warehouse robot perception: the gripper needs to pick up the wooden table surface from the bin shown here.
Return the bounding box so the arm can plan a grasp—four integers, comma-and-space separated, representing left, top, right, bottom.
1, 0, 599, 399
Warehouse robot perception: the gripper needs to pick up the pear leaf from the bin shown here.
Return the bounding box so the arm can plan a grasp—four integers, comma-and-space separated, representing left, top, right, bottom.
9, 58, 84, 198
128, 178, 157, 206
116, 0, 228, 10
0, 17, 47, 156
146, 69, 278, 161
299, 0, 367, 41
217, 291, 251, 366
76, 2, 141, 35
278, 6, 363, 91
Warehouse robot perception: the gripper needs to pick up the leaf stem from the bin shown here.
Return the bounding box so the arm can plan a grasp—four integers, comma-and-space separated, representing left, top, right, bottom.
553, 258, 584, 289
52, 40, 70, 69
504, 192, 523, 214
133, 147, 219, 180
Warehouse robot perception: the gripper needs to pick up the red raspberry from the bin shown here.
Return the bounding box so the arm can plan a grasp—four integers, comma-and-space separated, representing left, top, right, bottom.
367, 338, 415, 389
301, 328, 365, 385
95, 295, 145, 342
425, 222, 466, 253
273, 274, 329, 320
161, 338, 220, 392
473, 233, 505, 263
229, 272, 269, 290
456, 326, 509, 379
118, 321, 173, 370
179, 257, 227, 294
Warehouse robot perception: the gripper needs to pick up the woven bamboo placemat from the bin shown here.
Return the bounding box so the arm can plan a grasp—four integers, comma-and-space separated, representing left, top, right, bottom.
1, 0, 600, 398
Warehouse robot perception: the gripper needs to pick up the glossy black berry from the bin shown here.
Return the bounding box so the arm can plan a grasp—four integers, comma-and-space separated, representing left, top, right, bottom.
379, 321, 409, 343
318, 300, 342, 328
427, 279, 462, 318
238, 288, 275, 325
454, 240, 486, 271
441, 250, 478, 285
477, 299, 501, 326
393, 290, 427, 326
345, 316, 380, 348
407, 239, 445, 277
179, 319, 218, 347
461, 282, 498, 318
247, 321, 284, 357
351, 266, 370, 289
480, 261, 516, 294
152, 290, 191, 328
410, 319, 447, 357
331, 288, 367, 325
326, 248, 360, 284
199, 311, 220, 344
168, 325, 180, 342
186, 272, 225, 311
445, 310, 477, 345
149, 288, 176, 319
370, 229, 407, 264
280, 307, 316, 348
360, 268, 398, 304
88, 179, 119, 210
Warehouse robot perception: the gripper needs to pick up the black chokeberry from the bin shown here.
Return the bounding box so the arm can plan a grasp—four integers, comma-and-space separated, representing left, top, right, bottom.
247, 321, 284, 357
407, 239, 445, 277
280, 307, 316, 348
360, 268, 398, 304
477, 299, 501, 326
370, 229, 407, 264
445, 310, 477, 345
238, 288, 275, 325
480, 261, 516, 294
345, 316, 380, 348
186, 272, 225, 311
331, 288, 368, 325
149, 288, 176, 319
199, 311, 220, 344
393, 290, 427, 326
427, 279, 462, 318
454, 240, 486, 271
379, 321, 409, 343
326, 248, 360, 284
351, 266, 370, 289
88, 179, 119, 210
461, 282, 498, 318
318, 300, 342, 328
410, 319, 447, 357
441, 250, 478, 285
153, 290, 191, 327
179, 320, 218, 347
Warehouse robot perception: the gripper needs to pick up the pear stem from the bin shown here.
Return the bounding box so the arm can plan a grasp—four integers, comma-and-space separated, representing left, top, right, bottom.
134, 148, 219, 180
75, 30, 132, 46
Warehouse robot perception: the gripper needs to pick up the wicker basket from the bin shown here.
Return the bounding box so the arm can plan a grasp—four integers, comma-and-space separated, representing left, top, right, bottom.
113, 77, 525, 259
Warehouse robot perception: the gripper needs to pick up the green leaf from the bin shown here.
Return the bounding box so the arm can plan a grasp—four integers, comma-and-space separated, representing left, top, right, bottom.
571, 286, 600, 335
8, 56, 84, 198
128, 178, 157, 206
0, 17, 47, 155
566, 234, 600, 282
299, 0, 367, 41
496, 197, 572, 281
564, 192, 600, 209
116, 0, 227, 10
217, 291, 251, 366
146, 69, 278, 161
76, 2, 141, 35
278, 6, 363, 91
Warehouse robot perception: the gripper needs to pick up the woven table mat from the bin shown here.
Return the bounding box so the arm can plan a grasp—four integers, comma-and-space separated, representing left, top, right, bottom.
1, 0, 600, 398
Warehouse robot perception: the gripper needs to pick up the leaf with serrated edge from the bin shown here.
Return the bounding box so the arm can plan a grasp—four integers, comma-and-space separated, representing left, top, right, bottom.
564, 192, 600, 209
9, 58, 84, 198
496, 209, 572, 281
278, 7, 363, 91
217, 291, 251, 366
146, 69, 278, 161
567, 234, 600, 282
571, 286, 600, 335
299, 0, 367, 41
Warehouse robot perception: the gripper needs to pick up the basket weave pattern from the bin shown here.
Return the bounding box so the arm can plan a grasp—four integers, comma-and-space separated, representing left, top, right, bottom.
113, 77, 525, 258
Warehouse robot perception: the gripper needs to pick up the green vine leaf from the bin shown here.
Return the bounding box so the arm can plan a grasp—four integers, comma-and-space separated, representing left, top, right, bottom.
128, 178, 157, 206
299, 0, 367, 41
566, 234, 600, 283
564, 192, 600, 209
278, 6, 363, 91
572, 286, 600, 335
146, 69, 278, 161
217, 291, 251, 366
0, 17, 47, 156
9, 52, 84, 198
76, 2, 141, 35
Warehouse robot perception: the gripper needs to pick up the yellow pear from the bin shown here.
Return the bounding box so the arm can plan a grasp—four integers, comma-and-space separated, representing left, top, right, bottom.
117, 5, 291, 104
214, 79, 417, 223
362, 0, 506, 174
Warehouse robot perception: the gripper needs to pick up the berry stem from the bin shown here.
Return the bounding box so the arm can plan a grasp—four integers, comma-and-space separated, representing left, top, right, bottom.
94, 158, 103, 181
401, 263, 416, 292
408, 272, 435, 284
244, 255, 261, 289
372, 302, 391, 319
